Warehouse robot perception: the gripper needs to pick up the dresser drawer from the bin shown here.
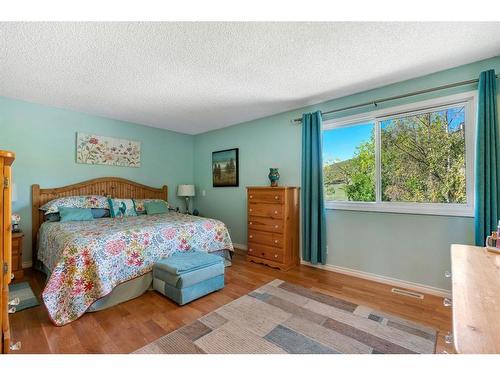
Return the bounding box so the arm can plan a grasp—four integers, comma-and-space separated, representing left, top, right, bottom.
248, 243, 284, 263
248, 203, 283, 219
248, 216, 283, 233
11, 240, 21, 256
248, 230, 283, 248
248, 190, 284, 204
11, 255, 19, 272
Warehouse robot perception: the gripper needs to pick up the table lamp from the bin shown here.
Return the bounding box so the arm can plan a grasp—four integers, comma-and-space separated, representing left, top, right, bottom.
177, 184, 195, 213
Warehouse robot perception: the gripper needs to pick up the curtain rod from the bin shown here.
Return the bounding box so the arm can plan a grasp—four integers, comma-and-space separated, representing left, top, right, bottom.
292, 74, 498, 123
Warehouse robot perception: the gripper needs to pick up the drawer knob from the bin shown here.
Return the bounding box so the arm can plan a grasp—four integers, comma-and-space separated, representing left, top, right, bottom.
261, 252, 265, 256
249, 248, 253, 252
249, 235, 253, 239
443, 297, 452, 307
275, 196, 278, 199
9, 297, 20, 306
444, 271, 451, 278
274, 225, 278, 229
250, 222, 253, 225
250, 195, 253, 199
249, 208, 253, 212
274, 254, 278, 258
274, 240, 278, 244
274, 210, 278, 214
9, 341, 22, 351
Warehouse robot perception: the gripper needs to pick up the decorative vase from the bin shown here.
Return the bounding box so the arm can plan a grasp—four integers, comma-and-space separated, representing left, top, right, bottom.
268, 168, 280, 187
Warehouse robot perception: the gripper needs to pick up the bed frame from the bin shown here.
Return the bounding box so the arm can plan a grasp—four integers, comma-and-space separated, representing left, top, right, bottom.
32, 177, 168, 264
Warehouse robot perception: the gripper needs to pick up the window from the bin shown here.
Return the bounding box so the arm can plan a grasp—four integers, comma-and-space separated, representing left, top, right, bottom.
322, 91, 476, 216
323, 121, 375, 202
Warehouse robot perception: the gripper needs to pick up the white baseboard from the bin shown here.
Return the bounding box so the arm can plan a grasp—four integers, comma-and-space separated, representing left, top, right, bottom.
22, 260, 32, 269
232, 243, 247, 250
300, 260, 451, 298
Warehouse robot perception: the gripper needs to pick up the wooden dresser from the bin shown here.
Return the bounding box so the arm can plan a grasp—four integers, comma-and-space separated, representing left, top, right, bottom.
11, 232, 24, 280
1, 150, 16, 354
450, 244, 500, 353
246, 186, 299, 271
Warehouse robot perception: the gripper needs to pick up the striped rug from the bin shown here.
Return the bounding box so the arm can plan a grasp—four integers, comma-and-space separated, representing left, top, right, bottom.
9, 281, 40, 312
134, 279, 437, 354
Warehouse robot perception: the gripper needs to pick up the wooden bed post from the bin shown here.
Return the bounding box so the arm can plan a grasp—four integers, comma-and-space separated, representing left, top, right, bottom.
162, 185, 168, 202
32, 184, 40, 267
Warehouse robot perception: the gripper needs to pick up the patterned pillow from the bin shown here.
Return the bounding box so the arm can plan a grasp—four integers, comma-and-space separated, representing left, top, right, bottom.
133, 199, 169, 215
40, 195, 109, 215
108, 198, 137, 218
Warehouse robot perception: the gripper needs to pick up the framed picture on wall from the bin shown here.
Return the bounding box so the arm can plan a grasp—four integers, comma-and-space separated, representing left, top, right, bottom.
212, 148, 239, 187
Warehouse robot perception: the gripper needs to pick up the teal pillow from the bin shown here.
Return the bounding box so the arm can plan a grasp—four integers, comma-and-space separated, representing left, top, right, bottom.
58, 207, 94, 222
144, 200, 168, 215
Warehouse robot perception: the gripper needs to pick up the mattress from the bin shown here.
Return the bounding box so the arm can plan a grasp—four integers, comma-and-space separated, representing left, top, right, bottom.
37, 212, 233, 325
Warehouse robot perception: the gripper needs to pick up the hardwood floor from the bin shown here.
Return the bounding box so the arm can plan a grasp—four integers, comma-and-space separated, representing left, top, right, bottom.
9, 250, 454, 354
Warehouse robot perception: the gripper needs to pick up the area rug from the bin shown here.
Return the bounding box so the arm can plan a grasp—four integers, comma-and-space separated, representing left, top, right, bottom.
8, 281, 40, 312
134, 279, 437, 354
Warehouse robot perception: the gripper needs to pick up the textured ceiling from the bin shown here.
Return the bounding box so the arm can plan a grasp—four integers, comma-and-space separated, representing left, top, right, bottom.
1, 22, 500, 134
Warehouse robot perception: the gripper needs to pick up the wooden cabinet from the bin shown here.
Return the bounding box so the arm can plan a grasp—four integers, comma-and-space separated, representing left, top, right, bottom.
11, 233, 23, 280
450, 244, 500, 353
246, 187, 299, 271
1, 150, 15, 354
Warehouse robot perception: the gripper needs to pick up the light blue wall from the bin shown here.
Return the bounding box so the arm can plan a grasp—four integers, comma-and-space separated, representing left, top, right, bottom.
194, 56, 500, 291
2, 56, 499, 290
1, 97, 195, 264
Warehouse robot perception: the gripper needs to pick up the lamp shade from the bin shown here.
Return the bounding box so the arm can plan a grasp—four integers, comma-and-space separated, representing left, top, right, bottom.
11, 183, 18, 202
177, 184, 195, 197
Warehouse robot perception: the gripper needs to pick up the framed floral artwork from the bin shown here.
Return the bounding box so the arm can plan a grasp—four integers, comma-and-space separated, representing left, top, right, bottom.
76, 133, 141, 167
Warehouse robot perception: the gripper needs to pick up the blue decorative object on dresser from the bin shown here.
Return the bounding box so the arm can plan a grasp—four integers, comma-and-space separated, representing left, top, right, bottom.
268, 168, 280, 187
152, 250, 225, 305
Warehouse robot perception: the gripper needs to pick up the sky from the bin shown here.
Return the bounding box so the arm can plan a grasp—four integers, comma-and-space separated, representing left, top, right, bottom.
212, 149, 237, 163
322, 106, 465, 164
322, 122, 373, 163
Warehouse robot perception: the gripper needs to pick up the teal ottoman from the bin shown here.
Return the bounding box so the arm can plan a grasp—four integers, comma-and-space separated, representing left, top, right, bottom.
153, 250, 225, 305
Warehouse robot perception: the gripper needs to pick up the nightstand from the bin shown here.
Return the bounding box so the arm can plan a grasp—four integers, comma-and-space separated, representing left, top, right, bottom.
11, 232, 24, 279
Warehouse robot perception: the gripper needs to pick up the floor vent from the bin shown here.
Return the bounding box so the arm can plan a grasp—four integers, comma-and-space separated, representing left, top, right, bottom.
391, 287, 424, 300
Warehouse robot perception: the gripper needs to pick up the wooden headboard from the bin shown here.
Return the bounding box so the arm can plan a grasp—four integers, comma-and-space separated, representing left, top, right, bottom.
32, 177, 168, 262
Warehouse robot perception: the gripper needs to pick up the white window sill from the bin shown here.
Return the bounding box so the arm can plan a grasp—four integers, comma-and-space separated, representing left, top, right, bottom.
324, 201, 474, 217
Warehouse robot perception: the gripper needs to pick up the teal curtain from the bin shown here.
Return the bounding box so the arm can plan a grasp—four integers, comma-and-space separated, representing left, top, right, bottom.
475, 69, 500, 246
301, 111, 327, 264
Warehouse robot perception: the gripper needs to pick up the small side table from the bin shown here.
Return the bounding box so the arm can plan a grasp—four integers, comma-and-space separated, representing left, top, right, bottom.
11, 231, 24, 279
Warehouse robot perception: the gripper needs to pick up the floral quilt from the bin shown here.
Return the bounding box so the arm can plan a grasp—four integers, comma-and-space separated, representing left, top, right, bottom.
38, 212, 233, 326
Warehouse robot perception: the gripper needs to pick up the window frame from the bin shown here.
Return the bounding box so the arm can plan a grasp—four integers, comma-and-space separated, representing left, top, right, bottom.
322, 91, 477, 217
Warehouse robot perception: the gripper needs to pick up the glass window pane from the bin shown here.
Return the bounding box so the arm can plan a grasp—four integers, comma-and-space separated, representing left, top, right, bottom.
381, 105, 466, 204
323, 122, 375, 202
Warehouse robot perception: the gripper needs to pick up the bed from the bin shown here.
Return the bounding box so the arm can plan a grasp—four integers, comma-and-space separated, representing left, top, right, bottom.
32, 177, 233, 326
